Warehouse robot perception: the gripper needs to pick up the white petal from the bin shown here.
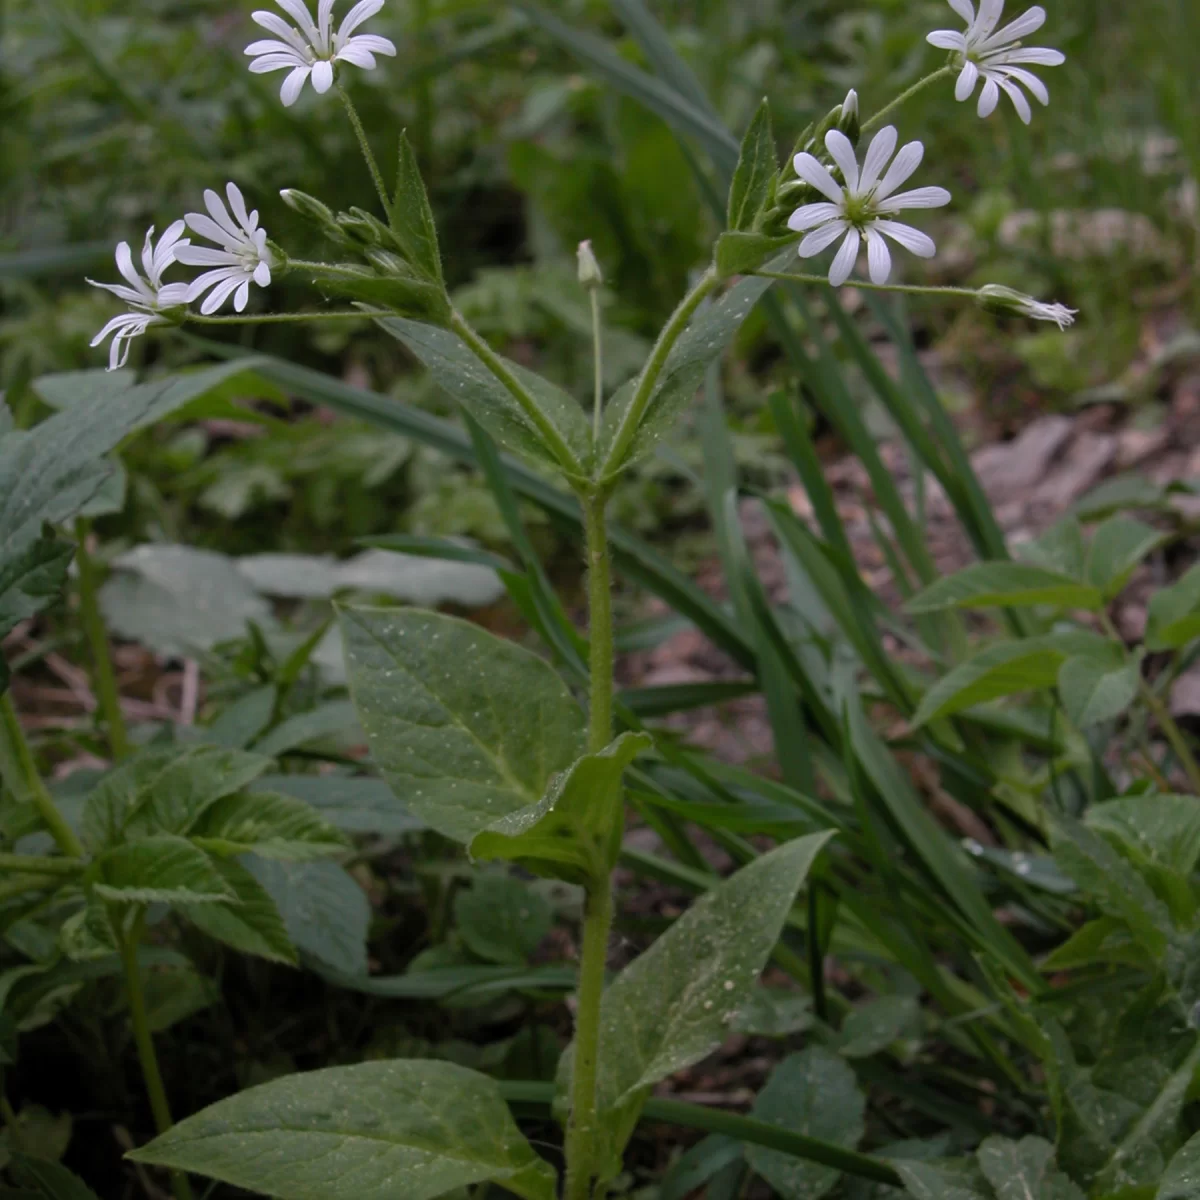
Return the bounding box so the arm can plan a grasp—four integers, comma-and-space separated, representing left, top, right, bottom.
877, 186, 952, 212
176, 244, 241, 266
186, 267, 244, 302
311, 59, 334, 93
334, 42, 377, 68
87, 279, 148, 306
202, 189, 244, 243
787, 203, 842, 232
281, 65, 311, 106
977, 78, 1001, 117
828, 229, 861, 287
318, 0, 336, 44
824, 130, 860, 193
988, 46, 1064, 66
226, 183, 254, 234
245, 38, 305, 56
995, 64, 1049, 104
337, 0, 383, 40
948, 0, 976, 24
199, 273, 248, 315
254, 260, 272, 287
798, 221, 849, 258
792, 153, 845, 204
876, 221, 937, 257
140, 227, 157, 280
251, 11, 312, 54
996, 74, 1032, 124
873, 141, 925, 202
114, 242, 143, 293
234, 280, 252, 312
183, 214, 234, 249
864, 227, 892, 284
956, 60, 980, 101
156, 283, 192, 306
979, 5, 1046, 51
91, 313, 140, 347
972, 0, 1006, 40
859, 126, 897, 195
275, 0, 320, 41
344, 32, 395, 55
927, 30, 968, 50
249, 52, 306, 73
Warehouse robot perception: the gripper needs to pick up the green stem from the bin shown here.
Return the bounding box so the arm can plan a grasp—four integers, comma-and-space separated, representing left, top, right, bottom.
75, 520, 129, 759
590, 289, 604, 445
337, 83, 391, 214
583, 494, 614, 754
753, 271, 978, 299
600, 269, 719, 478
860, 66, 955, 136
284, 260, 378, 278
187, 309, 368, 326
0, 694, 84, 858
414, 0, 434, 169
119, 910, 193, 1200
0, 853, 83, 875
450, 309, 585, 478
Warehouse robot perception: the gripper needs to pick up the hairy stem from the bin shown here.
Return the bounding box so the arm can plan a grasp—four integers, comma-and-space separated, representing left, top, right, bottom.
600, 269, 719, 478
187, 309, 369, 325
119, 910, 193, 1200
753, 270, 979, 299
337, 83, 391, 214
591, 290, 605, 445
0, 694, 84, 858
861, 66, 955, 136
75, 520, 129, 759
414, 0, 434, 169
583, 494, 614, 754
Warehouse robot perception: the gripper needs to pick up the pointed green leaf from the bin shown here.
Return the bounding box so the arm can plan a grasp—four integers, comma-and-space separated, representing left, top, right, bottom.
184, 857, 297, 965
907, 564, 1102, 614
728, 99, 777, 232
192, 791, 348, 861
746, 1048, 866, 1200
1085, 516, 1167, 597
339, 606, 585, 844
389, 131, 443, 284
1057, 653, 1139, 727
91, 836, 235, 906
129, 1060, 556, 1200
453, 875, 552, 966
1146, 565, 1200, 651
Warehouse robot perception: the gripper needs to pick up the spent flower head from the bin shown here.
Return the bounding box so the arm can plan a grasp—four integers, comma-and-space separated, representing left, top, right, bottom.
87, 223, 191, 370
177, 183, 274, 315
978, 284, 1077, 329
928, 0, 1065, 124
788, 126, 951, 287
246, 0, 397, 106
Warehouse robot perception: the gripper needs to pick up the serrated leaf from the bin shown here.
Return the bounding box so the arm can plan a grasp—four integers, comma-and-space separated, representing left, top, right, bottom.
1085, 516, 1167, 597
907, 564, 1102, 614
1160, 1131, 1200, 1200
191, 791, 347, 861
1146, 565, 1200, 651
250, 775, 425, 837
453, 875, 553, 966
728, 99, 777, 232
244, 857, 368, 976
129, 1059, 556, 1200
1057, 653, 1139, 728
470, 732, 651, 880
390, 132, 443, 284
184, 856, 297, 966
838, 996, 920, 1059
714, 232, 797, 278
90, 836, 235, 906
82, 745, 273, 850
379, 317, 589, 476
339, 606, 585, 845
746, 1047, 866, 1200
590, 833, 835, 1171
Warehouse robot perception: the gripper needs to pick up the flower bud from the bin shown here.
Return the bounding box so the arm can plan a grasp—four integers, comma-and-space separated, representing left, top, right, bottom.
837, 89, 860, 145
577, 240, 604, 289
365, 247, 411, 277
279, 188, 336, 228
977, 284, 1078, 331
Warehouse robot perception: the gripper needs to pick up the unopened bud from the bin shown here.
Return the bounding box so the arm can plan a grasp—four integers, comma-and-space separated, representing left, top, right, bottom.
279, 188, 336, 228
837, 89, 860, 145
577, 240, 604, 289
977, 285, 1078, 331
365, 248, 411, 277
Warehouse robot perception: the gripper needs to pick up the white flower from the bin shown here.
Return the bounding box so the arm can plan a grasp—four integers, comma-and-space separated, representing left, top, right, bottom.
787, 127, 952, 288
977, 284, 1078, 329
245, 0, 397, 107
927, 1, 1065, 124
176, 184, 274, 315
86, 223, 191, 370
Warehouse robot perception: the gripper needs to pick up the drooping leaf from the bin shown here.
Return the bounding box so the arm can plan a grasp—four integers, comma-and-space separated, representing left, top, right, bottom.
90, 836, 235, 906
1146, 565, 1200, 651
745, 1048, 866, 1200
191, 791, 347, 861
339, 606, 585, 844
728, 99, 777, 232
1057, 653, 1139, 728
907, 564, 1102, 614
129, 1060, 557, 1200
183, 857, 297, 966
250, 775, 426, 837
453, 874, 553, 966
1085, 516, 1167, 598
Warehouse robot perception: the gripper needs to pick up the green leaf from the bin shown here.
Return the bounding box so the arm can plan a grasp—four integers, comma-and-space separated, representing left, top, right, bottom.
1017, 518, 1087, 579
204, 685, 277, 749
390, 131, 443, 284
728, 99, 777, 232
1039, 917, 1144, 972
1087, 796, 1200, 878
745, 1048, 866, 1200
378, 317, 590, 476
191, 791, 347, 861
1049, 815, 1173, 956
912, 633, 1109, 727
1146, 565, 1200, 651
338, 606, 585, 844
1085, 516, 1167, 597
314, 273, 449, 323
892, 1160, 991, 1200
82, 744, 272, 849
453, 874, 553, 965
470, 732, 652, 880
729, 988, 814, 1038
142, 965, 220, 1033
90, 836, 235, 906
59, 902, 118, 961
714, 232, 798, 279
250, 775, 425, 837
1057, 654, 1139, 727
184, 856, 297, 966
907, 564, 1102, 614
5, 1154, 101, 1200
838, 996, 920, 1059
131, 1062, 555, 1200
251, 700, 361, 758
977, 1136, 1083, 1200
244, 858, 369, 976
0, 537, 74, 641
1160, 1131, 1200, 1200
590, 833, 835, 1171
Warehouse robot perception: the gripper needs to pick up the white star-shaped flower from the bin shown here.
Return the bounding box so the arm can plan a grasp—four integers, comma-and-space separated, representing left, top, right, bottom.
787, 127, 952, 288
246, 0, 397, 107
927, 1, 1065, 124
176, 183, 274, 315
87, 223, 191, 370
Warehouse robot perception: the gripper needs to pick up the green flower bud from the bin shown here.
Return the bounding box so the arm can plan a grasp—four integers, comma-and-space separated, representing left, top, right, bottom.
279, 188, 336, 229
837, 89, 860, 145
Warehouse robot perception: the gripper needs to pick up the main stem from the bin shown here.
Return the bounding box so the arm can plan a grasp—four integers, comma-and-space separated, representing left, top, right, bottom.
337, 84, 391, 215
564, 492, 616, 1200
75, 520, 129, 759
119, 911, 193, 1200
590, 290, 605, 444
0, 694, 83, 858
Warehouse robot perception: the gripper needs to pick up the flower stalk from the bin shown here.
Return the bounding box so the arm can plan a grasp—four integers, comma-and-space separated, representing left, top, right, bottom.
75, 519, 130, 760
338, 84, 391, 215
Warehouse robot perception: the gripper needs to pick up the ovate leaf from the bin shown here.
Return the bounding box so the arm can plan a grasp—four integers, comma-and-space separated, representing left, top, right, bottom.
1085, 516, 1166, 598
129, 1060, 556, 1200
339, 606, 585, 844
192, 791, 347, 861
728, 99, 777, 232
745, 1048, 866, 1200
907, 563, 1102, 614
184, 857, 297, 966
